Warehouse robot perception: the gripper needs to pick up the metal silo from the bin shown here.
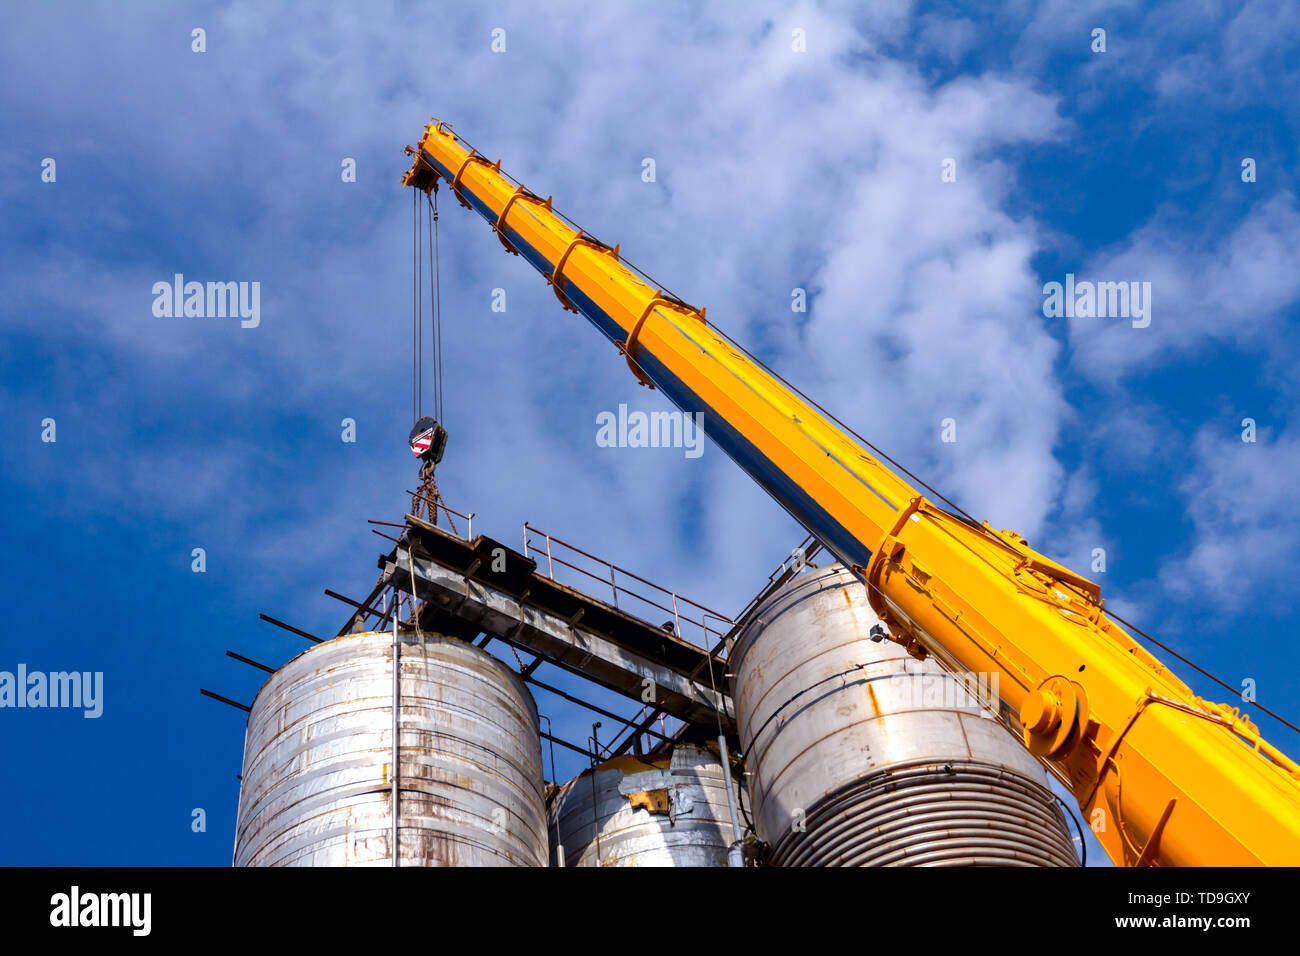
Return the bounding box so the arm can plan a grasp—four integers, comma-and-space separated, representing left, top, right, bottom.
235, 630, 547, 867
549, 744, 742, 866
732, 564, 1080, 867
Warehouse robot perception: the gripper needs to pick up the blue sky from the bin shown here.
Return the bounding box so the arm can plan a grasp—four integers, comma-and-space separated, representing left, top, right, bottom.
2, 1, 1298, 866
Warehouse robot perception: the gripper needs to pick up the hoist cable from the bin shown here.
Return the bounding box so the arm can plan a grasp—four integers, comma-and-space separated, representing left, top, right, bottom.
426, 191, 440, 423
411, 189, 418, 423
417, 191, 424, 416
433, 188, 444, 423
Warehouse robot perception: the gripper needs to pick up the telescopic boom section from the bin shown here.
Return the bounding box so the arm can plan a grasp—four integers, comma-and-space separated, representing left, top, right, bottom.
403, 119, 1300, 866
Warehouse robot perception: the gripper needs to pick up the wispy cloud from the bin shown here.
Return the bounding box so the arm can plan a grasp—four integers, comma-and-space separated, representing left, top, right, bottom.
1068, 192, 1300, 383
1160, 424, 1300, 615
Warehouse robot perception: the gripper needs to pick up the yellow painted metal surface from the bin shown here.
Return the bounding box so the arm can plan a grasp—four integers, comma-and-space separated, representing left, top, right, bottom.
403, 120, 1300, 866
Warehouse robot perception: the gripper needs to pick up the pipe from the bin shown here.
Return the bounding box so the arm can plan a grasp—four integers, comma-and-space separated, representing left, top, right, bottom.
540, 714, 563, 868
391, 611, 401, 867
590, 723, 603, 865
717, 735, 745, 868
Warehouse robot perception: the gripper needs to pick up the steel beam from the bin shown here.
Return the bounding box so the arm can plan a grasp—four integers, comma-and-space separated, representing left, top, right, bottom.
382, 548, 731, 730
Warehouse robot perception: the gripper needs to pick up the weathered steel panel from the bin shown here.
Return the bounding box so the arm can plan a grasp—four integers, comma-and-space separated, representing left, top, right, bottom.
235, 631, 547, 866
732, 564, 1079, 867
549, 745, 740, 866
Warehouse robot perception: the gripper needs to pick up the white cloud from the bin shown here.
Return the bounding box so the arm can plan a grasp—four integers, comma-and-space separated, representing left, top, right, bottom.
1068, 192, 1300, 383
0, 1, 1082, 624
1160, 425, 1300, 613
916, 15, 977, 63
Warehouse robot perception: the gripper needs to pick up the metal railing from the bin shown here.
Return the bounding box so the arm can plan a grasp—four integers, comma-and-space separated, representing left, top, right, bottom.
375, 506, 827, 761
522, 522, 733, 653
728, 532, 825, 632
405, 487, 476, 539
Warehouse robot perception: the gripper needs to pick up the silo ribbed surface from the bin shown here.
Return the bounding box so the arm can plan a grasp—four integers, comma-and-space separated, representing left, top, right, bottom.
549, 745, 740, 866
235, 630, 547, 867
732, 564, 1079, 867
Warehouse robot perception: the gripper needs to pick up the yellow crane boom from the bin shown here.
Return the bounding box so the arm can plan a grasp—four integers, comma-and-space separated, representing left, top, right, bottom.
402, 119, 1300, 866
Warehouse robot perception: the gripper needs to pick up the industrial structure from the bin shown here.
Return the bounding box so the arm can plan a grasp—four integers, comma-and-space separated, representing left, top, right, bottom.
235, 630, 547, 866
201, 117, 1300, 868
733, 564, 1078, 866
550, 745, 742, 867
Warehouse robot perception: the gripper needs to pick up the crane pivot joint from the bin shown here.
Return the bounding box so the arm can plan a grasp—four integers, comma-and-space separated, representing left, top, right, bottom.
1021, 676, 1088, 757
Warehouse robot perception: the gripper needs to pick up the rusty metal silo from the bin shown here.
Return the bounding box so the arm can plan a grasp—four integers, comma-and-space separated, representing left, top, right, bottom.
234, 630, 547, 866
732, 564, 1080, 867
549, 744, 742, 866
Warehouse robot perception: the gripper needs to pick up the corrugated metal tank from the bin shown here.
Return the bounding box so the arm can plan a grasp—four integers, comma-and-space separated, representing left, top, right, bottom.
549, 744, 740, 866
235, 630, 547, 867
732, 564, 1080, 867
